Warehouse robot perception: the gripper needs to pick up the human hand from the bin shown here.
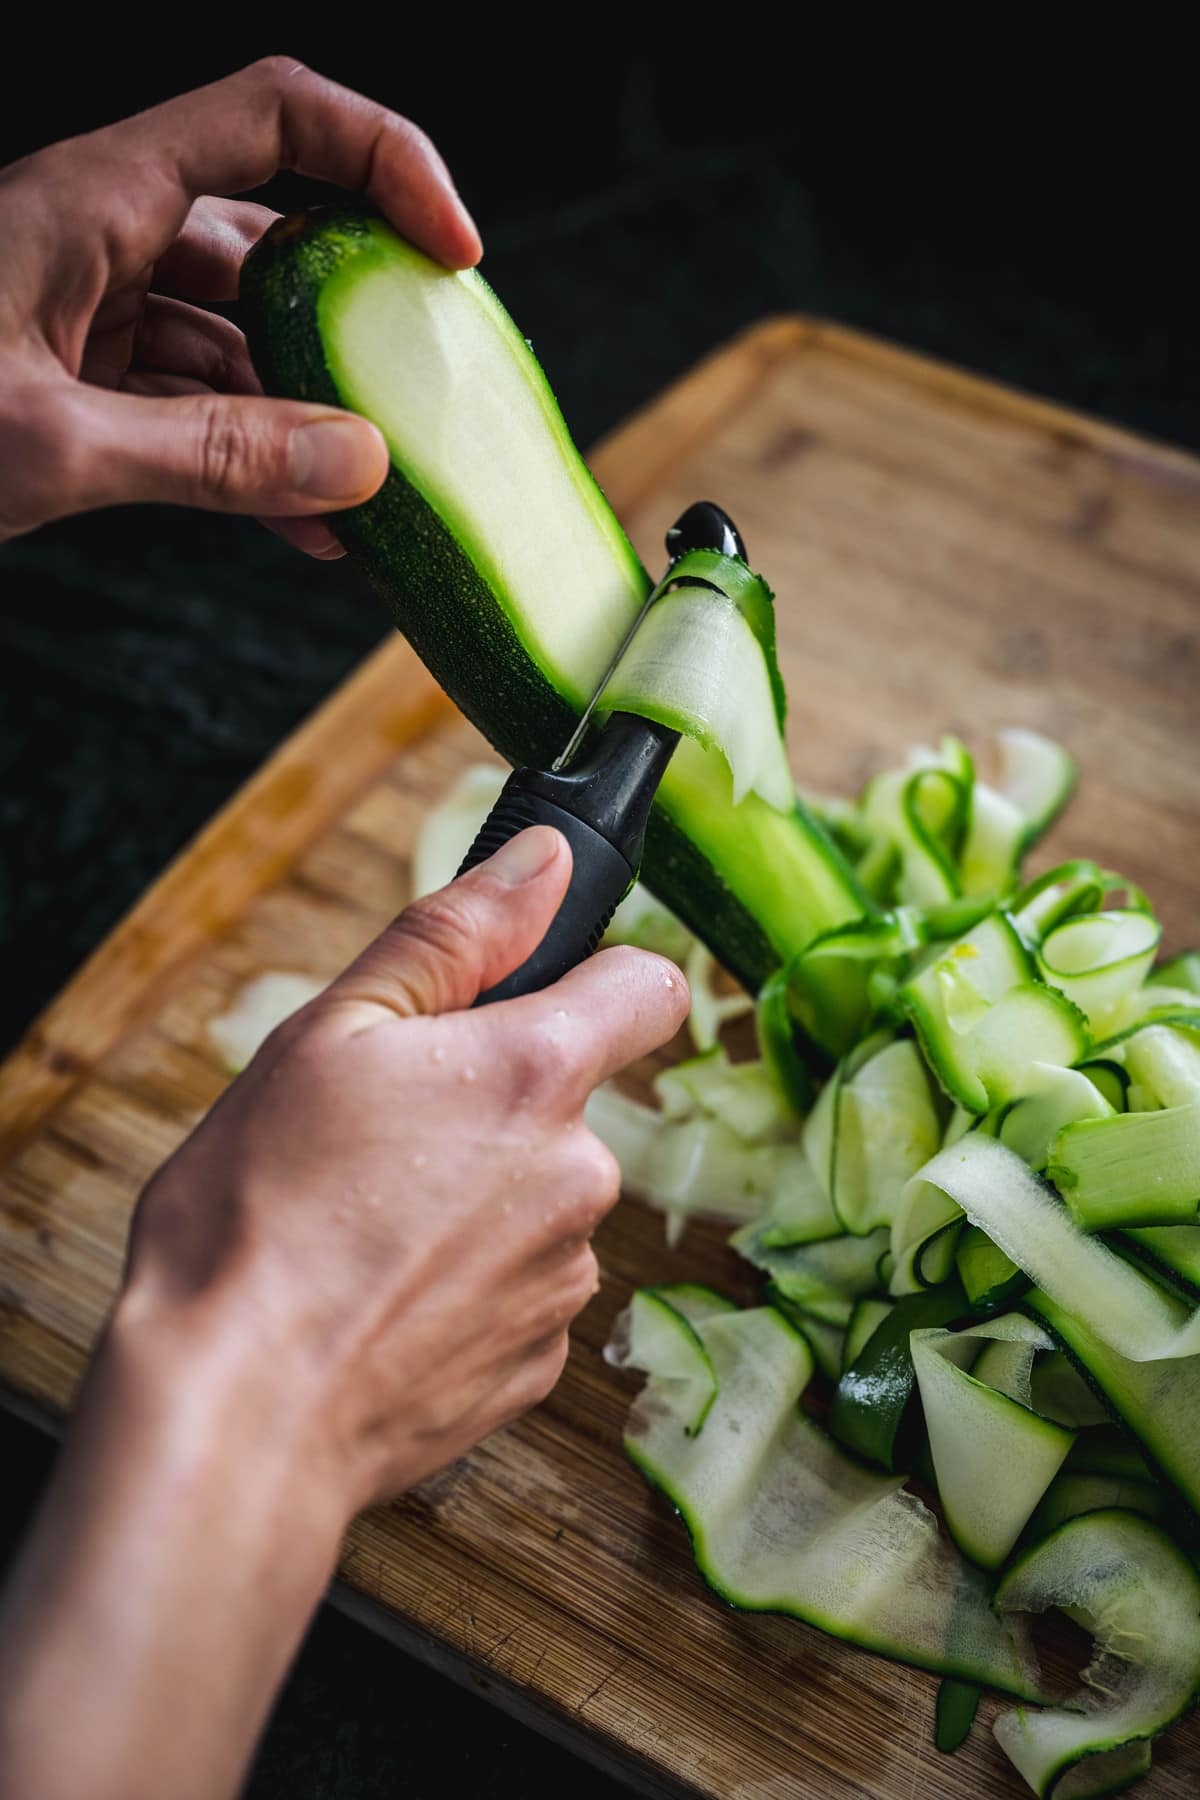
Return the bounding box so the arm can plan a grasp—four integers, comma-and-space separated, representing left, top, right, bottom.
0, 57, 480, 557
121, 826, 688, 1516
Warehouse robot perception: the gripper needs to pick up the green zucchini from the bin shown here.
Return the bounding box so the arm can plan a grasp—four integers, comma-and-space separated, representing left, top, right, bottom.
1026, 1472, 1164, 1541
998, 1064, 1114, 1173
842, 1295, 895, 1370
613, 1294, 1042, 1694
583, 1083, 805, 1238
935, 1678, 982, 1754
1047, 1104, 1200, 1231
764, 1286, 846, 1380
1037, 909, 1162, 1032
828, 1280, 966, 1471
1157, 951, 1200, 996
908, 1135, 1200, 1362
901, 912, 1089, 1112
956, 1224, 1028, 1314
1026, 1292, 1200, 1515
992, 1512, 1200, 1798
912, 1316, 1075, 1569
242, 208, 868, 990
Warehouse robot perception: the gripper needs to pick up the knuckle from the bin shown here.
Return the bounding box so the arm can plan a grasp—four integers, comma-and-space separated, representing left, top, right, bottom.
505, 1027, 574, 1112
248, 53, 306, 86
572, 1131, 622, 1215
195, 398, 265, 502
391, 114, 435, 161
566, 1244, 601, 1307
393, 893, 478, 987
527, 1333, 570, 1402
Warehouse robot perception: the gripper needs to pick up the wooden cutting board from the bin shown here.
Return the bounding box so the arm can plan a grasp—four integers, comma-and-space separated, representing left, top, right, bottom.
2, 319, 1199, 1799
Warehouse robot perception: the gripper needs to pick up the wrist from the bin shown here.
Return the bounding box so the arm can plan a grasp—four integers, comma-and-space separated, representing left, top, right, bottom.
0, 1277, 355, 1800
103, 1273, 357, 1554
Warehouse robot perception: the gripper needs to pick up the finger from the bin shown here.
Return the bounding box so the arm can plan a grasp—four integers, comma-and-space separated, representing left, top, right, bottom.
257, 515, 346, 559
26, 381, 389, 522
62, 58, 480, 274
329, 828, 572, 1018
129, 295, 260, 395
497, 945, 691, 1102
117, 382, 347, 527
154, 198, 280, 301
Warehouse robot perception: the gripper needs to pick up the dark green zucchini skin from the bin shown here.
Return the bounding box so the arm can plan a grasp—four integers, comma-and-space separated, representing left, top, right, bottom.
241, 208, 850, 991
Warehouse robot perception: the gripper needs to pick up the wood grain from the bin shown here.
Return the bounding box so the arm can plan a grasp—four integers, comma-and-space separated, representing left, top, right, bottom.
2, 320, 1199, 1799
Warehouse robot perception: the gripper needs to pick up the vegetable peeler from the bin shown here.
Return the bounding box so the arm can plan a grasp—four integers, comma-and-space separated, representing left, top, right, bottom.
459, 502, 747, 1005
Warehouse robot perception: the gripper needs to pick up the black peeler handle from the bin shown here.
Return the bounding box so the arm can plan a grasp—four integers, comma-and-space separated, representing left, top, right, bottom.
457, 775, 637, 1005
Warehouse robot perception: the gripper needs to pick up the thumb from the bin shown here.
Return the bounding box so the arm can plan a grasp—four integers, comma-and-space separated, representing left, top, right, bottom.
41, 383, 388, 522
329, 828, 573, 1018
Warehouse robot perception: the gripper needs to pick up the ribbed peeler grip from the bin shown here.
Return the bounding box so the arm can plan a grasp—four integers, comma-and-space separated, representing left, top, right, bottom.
458, 770, 635, 1005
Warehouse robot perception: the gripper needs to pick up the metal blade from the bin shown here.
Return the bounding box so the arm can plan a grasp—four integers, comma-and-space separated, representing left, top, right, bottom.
551, 567, 675, 772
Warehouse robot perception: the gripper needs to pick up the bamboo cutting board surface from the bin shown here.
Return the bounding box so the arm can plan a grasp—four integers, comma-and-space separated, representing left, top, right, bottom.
2, 320, 1199, 1799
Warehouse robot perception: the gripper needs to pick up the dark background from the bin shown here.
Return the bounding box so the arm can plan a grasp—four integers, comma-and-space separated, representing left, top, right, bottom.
0, 37, 1194, 1798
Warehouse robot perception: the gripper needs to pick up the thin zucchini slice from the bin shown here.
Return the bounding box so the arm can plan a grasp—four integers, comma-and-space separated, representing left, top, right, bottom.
935, 1677, 982, 1754
1030, 1351, 1112, 1429
731, 1224, 889, 1322
764, 1286, 846, 1380
613, 1300, 1042, 1694
957, 1224, 1028, 1314
912, 1317, 1074, 1568
602, 582, 793, 812
828, 1280, 966, 1471
1013, 861, 1109, 944
902, 913, 1088, 1112
995, 727, 1077, 853
1156, 951, 1200, 996
993, 1512, 1200, 1798
1026, 1293, 1200, 1514
1037, 910, 1162, 1028
1121, 1024, 1200, 1109
584, 1084, 802, 1236
842, 1296, 895, 1371
909, 1135, 1200, 1362
1118, 1224, 1200, 1294
243, 209, 868, 991
999, 1064, 1114, 1173
1026, 1473, 1164, 1542
1047, 1104, 1200, 1231
804, 1034, 941, 1237
652, 1047, 798, 1144
604, 1288, 718, 1435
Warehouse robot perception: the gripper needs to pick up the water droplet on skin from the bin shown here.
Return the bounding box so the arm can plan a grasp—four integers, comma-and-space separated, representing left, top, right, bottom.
500, 1199, 513, 1216
460, 1065, 478, 1084
510, 1167, 525, 1183
663, 971, 676, 990
430, 1045, 446, 1066
554, 1009, 568, 1020
365, 1192, 382, 1211
411, 1152, 428, 1170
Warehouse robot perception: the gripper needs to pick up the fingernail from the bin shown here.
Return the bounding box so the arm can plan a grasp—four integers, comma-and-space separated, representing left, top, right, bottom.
288, 419, 382, 500
487, 827, 562, 886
